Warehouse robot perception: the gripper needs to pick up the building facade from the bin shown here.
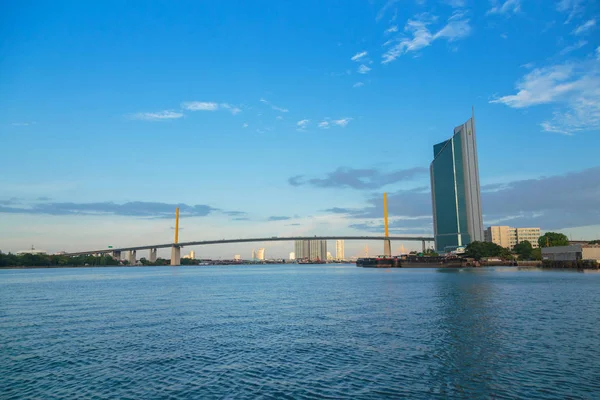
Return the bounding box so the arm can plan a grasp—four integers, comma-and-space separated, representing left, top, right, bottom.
484, 226, 541, 249
542, 245, 600, 262
295, 240, 327, 261
255, 248, 265, 261
515, 228, 541, 248
335, 240, 345, 260
430, 111, 484, 252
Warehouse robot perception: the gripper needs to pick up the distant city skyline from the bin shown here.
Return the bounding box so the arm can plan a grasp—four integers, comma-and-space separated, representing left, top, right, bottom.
1, 1, 599, 257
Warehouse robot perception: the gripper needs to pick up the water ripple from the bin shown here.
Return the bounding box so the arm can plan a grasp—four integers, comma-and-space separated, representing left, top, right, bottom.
1, 266, 600, 399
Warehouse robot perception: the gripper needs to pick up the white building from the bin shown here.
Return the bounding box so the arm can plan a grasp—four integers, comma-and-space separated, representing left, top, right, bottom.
289, 252, 295, 260
327, 252, 333, 261
256, 248, 265, 261
234, 254, 241, 261
484, 226, 541, 249
335, 240, 345, 260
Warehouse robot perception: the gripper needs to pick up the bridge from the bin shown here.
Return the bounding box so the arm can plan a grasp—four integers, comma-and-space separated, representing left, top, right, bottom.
63, 235, 434, 264
63, 195, 434, 265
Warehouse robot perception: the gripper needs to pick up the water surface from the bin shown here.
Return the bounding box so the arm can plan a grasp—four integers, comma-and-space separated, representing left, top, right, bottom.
1, 265, 599, 399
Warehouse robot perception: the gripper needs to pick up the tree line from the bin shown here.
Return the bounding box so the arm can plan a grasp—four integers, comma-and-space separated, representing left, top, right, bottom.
0, 253, 123, 267
0, 253, 203, 267
464, 232, 580, 261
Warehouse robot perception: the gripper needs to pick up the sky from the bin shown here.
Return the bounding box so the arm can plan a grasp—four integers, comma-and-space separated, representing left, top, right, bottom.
1, 0, 599, 258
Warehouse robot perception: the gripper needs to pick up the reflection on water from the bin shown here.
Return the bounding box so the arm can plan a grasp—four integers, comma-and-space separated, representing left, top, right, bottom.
1, 265, 599, 399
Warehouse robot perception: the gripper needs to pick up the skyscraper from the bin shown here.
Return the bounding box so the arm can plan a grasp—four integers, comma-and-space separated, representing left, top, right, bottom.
430, 110, 484, 252
256, 248, 265, 261
335, 240, 345, 260
294, 240, 327, 261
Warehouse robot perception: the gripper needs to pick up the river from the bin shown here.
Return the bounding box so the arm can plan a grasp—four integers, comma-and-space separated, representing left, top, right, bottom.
1, 265, 599, 399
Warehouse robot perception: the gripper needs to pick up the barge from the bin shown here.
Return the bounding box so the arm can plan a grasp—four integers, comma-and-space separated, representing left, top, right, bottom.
356, 255, 465, 268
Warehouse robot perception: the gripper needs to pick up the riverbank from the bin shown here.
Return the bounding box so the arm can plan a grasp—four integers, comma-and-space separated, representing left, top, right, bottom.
541, 260, 599, 269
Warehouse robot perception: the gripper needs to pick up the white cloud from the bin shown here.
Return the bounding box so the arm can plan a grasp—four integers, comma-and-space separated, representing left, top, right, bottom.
353, 82, 364, 88
491, 53, 600, 134
573, 19, 596, 35
181, 101, 241, 114
243, 123, 248, 128
556, 0, 584, 23
181, 102, 219, 111
486, 0, 521, 16
376, 0, 400, 22
382, 12, 471, 63
385, 26, 398, 34
559, 40, 588, 56
357, 64, 371, 74
351, 51, 368, 61
444, 0, 465, 6
276, 116, 283, 120
297, 119, 309, 128
132, 110, 184, 121
260, 98, 288, 113
318, 121, 330, 129
220, 103, 242, 114
333, 118, 352, 127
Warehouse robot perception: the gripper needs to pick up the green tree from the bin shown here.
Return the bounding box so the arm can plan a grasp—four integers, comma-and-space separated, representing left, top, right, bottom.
423, 249, 439, 257
589, 240, 600, 244
538, 232, 569, 248
531, 248, 542, 261
513, 240, 533, 260
465, 241, 511, 261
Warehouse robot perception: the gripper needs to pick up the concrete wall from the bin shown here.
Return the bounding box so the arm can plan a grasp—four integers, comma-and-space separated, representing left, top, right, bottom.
583, 246, 600, 262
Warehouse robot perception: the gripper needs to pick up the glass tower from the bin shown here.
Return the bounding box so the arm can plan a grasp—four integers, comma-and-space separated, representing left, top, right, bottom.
430, 110, 484, 252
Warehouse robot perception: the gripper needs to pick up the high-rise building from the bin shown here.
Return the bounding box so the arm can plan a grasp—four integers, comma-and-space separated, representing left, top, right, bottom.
190, 250, 195, 259
289, 252, 296, 260
256, 248, 265, 261
327, 252, 333, 261
335, 240, 345, 260
251, 249, 256, 260
430, 110, 484, 252
484, 226, 541, 249
294, 240, 327, 261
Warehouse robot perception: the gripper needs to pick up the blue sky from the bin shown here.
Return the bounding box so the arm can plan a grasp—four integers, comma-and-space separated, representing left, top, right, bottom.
1, 0, 599, 257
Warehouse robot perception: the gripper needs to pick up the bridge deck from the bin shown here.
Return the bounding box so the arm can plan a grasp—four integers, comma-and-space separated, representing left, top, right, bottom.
63, 235, 434, 256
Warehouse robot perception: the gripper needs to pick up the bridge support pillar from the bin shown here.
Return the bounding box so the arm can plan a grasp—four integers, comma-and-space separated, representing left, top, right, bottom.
111, 250, 121, 260
170, 246, 181, 266
384, 239, 391, 257
149, 248, 157, 263
422, 240, 426, 253
128, 250, 136, 265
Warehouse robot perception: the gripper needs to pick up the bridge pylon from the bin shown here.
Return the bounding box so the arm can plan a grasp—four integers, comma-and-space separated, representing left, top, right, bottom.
170, 208, 181, 266
383, 192, 391, 257
170, 246, 181, 266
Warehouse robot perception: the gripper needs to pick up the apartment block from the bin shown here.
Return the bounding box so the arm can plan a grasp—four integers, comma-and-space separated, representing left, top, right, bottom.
484, 226, 541, 249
